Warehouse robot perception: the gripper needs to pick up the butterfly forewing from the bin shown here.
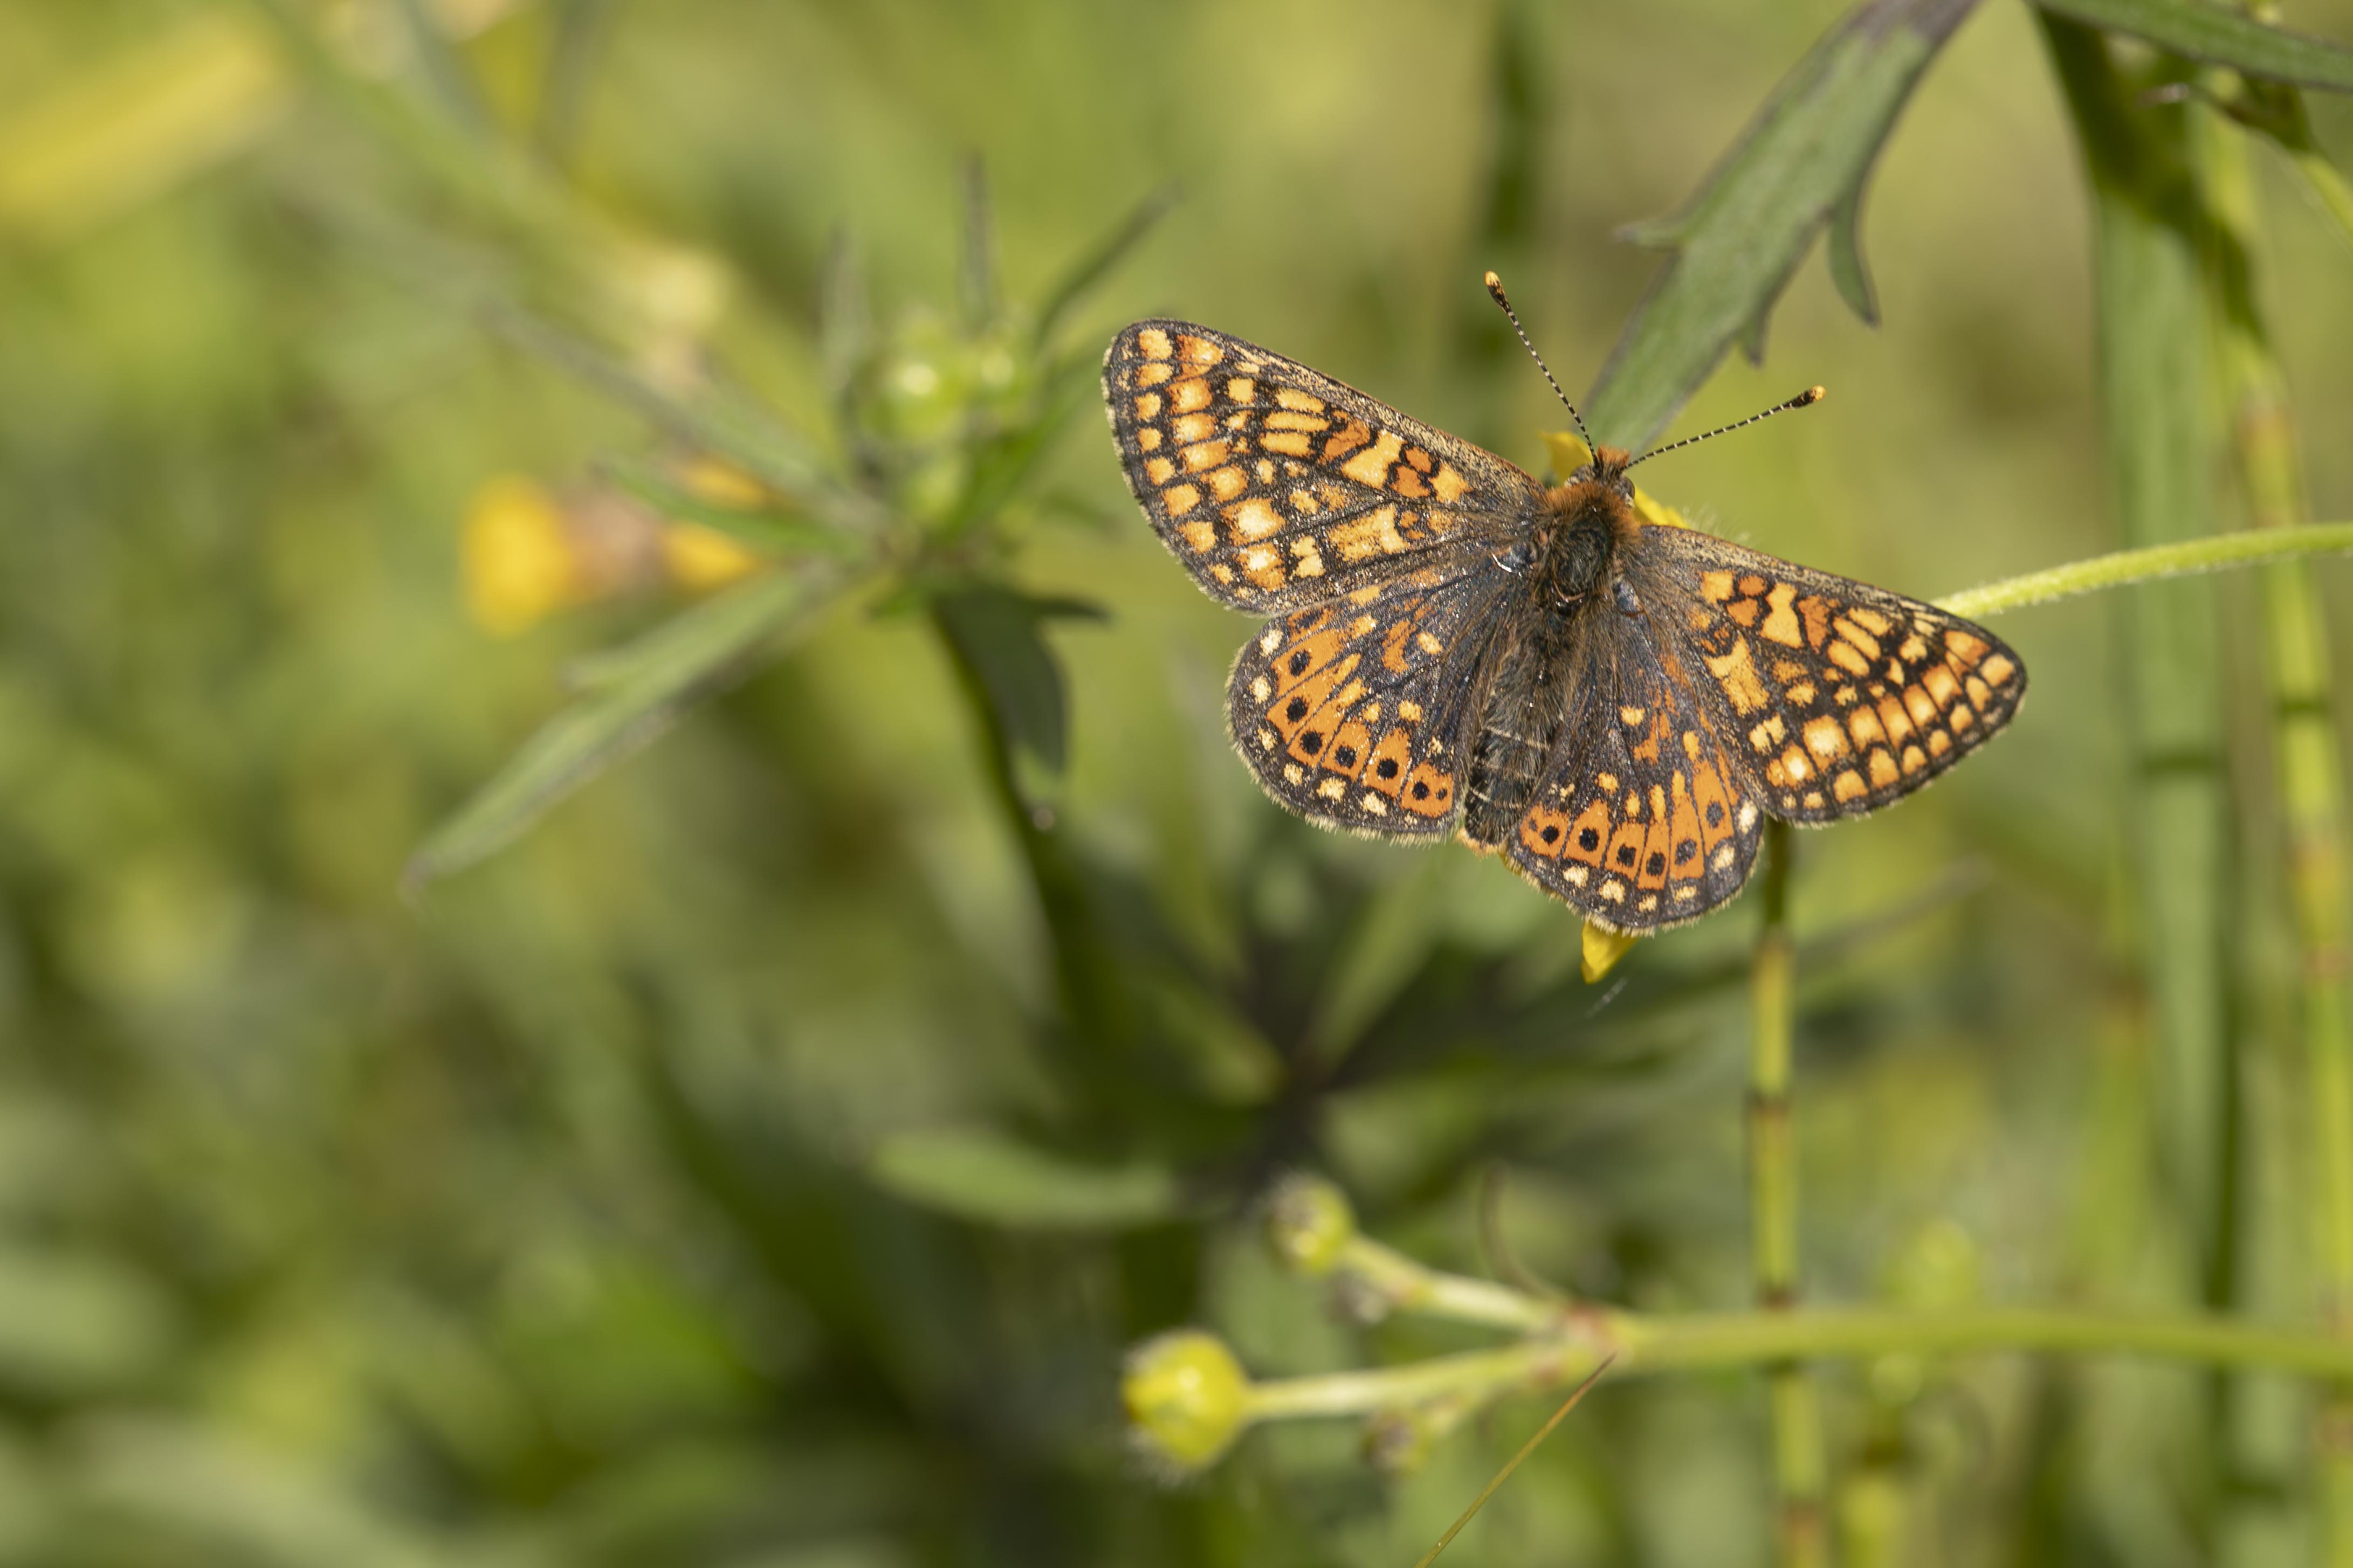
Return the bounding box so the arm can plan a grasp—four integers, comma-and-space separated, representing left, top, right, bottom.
1226, 565, 1502, 838
1633, 528, 2027, 823
1495, 632, 1768, 930
1104, 321, 1540, 612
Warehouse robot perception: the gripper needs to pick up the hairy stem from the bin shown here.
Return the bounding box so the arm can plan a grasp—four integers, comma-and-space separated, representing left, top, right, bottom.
1937, 521, 2353, 619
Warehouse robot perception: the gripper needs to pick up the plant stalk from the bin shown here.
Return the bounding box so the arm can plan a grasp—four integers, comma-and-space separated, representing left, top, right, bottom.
1751, 821, 1826, 1566
2200, 92, 2353, 1559
1236, 1304, 2353, 1426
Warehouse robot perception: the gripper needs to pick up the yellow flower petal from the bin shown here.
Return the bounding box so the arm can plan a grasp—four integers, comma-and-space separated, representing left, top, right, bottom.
1581, 921, 1639, 984
659, 522, 761, 590
462, 476, 577, 636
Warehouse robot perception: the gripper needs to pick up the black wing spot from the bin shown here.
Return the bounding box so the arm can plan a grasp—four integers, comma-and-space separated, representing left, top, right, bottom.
1285, 696, 1309, 722
1288, 648, 1311, 676
1376, 758, 1400, 780
1674, 837, 1698, 865
1644, 851, 1666, 876
1299, 730, 1323, 754
1540, 825, 1560, 844
1615, 844, 1636, 868
1411, 780, 1429, 800
1577, 827, 1600, 852
1332, 744, 1357, 768
1704, 801, 1725, 828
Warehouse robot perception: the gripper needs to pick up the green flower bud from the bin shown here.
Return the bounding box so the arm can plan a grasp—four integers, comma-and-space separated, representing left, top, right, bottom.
1265, 1172, 1355, 1276
1123, 1329, 1252, 1472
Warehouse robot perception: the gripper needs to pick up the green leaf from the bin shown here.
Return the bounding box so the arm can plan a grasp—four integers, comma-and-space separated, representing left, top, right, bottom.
1826, 177, 1880, 324
597, 455, 864, 558
533, 0, 620, 165
929, 583, 1105, 775
959, 155, 999, 332
2035, 0, 2353, 91
2042, 11, 2235, 1301
944, 350, 1100, 537
866, 1127, 1184, 1229
1031, 182, 1181, 350
407, 568, 848, 886
389, 0, 492, 136
1585, 0, 1979, 450
489, 310, 889, 538
0, 1245, 174, 1394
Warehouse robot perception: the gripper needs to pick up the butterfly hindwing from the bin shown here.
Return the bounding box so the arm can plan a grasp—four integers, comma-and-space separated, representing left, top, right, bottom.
1633, 527, 2027, 824
1104, 321, 1539, 612
1498, 631, 1768, 930
1226, 564, 1503, 839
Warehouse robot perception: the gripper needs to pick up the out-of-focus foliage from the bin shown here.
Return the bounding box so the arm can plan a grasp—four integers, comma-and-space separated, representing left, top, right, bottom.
3, 2, 2353, 1565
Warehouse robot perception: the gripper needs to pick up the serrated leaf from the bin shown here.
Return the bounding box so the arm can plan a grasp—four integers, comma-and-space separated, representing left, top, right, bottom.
931, 584, 1105, 775
408, 567, 847, 886
866, 1127, 1184, 1229
2035, 0, 2353, 91
1585, 0, 1980, 451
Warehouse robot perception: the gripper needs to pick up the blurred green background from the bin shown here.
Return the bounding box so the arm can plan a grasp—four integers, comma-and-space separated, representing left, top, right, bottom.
5, 1, 2353, 1564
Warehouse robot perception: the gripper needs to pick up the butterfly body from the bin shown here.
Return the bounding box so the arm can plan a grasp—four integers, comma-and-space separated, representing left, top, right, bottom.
1103, 321, 2025, 932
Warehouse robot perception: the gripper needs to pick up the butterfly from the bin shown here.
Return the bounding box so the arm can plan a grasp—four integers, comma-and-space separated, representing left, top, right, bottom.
1100, 301, 2025, 932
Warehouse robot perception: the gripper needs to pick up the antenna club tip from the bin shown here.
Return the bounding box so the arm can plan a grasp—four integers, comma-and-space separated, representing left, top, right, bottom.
1800, 385, 1826, 405
1483, 270, 1505, 296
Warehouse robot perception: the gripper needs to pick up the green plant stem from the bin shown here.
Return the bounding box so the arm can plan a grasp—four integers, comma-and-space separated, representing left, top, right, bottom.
1750, 821, 1826, 1567
1333, 1232, 1564, 1334
1237, 1305, 2353, 1427
1935, 521, 2353, 619
2203, 94, 2353, 1558
928, 608, 1143, 1084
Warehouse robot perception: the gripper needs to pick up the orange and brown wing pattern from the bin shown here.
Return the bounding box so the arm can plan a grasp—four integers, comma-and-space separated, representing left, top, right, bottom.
1226, 563, 1502, 839
1635, 527, 2027, 824
1104, 321, 1541, 612
1500, 643, 1769, 931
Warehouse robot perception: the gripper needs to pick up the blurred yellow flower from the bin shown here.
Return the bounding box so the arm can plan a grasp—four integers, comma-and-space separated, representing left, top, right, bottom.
463, 476, 580, 636
462, 467, 772, 634
660, 456, 772, 588
659, 522, 761, 590
676, 455, 769, 509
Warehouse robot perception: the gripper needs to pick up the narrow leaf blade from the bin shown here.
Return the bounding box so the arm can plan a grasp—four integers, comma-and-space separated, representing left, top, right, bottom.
2036, 0, 2353, 92
867, 1128, 1184, 1229
407, 568, 843, 885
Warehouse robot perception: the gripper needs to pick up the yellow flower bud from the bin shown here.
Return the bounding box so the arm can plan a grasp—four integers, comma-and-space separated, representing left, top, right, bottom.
1122, 1329, 1251, 1472
1264, 1172, 1355, 1277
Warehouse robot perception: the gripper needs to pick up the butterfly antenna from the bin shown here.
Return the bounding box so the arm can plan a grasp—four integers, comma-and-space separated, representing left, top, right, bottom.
1626, 385, 1826, 468
1484, 271, 1595, 456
